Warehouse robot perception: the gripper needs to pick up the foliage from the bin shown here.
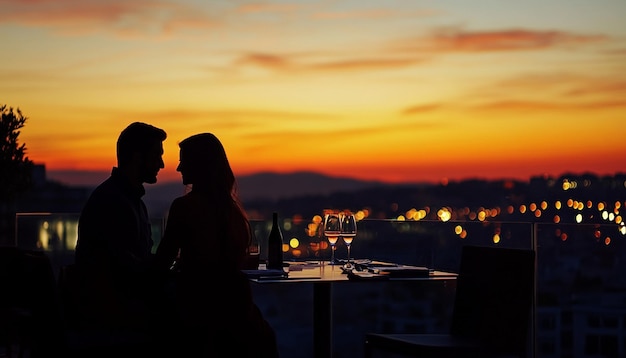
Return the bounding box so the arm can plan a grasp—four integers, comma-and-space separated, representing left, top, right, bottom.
0, 104, 34, 201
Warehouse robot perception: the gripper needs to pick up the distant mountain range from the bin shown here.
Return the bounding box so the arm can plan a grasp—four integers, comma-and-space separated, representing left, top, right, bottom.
26, 169, 626, 222
237, 171, 395, 200
143, 171, 409, 217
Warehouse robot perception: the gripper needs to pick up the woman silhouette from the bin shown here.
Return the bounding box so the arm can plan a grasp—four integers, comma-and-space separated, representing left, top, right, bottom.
156, 133, 278, 357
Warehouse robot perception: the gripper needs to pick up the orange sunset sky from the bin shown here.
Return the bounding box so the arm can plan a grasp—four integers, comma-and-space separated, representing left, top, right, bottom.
2, 0, 625, 186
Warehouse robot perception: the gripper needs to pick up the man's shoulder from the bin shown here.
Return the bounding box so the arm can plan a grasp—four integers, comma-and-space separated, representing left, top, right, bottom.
81, 178, 132, 216
89, 177, 127, 199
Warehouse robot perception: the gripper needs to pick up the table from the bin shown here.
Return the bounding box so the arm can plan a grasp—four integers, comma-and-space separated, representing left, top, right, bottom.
247, 261, 457, 358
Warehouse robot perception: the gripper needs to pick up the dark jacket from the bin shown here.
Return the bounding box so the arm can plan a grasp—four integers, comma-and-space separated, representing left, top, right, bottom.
74, 167, 155, 328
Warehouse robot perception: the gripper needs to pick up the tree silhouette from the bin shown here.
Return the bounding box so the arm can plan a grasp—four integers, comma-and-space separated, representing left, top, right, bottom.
0, 104, 34, 245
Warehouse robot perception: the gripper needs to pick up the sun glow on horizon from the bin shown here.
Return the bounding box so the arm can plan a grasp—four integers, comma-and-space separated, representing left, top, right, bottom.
3, 0, 625, 186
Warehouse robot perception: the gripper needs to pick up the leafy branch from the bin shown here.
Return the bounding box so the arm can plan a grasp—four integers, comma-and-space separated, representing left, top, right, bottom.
0, 104, 34, 201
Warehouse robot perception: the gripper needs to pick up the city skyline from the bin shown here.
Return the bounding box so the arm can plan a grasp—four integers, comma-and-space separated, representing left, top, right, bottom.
3, 0, 625, 186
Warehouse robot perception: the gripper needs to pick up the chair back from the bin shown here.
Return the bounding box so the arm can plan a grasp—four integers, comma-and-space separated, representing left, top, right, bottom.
57, 264, 81, 328
450, 245, 535, 355
0, 247, 64, 356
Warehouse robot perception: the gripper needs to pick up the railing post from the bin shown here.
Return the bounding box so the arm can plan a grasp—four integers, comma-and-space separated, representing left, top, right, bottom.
531, 223, 537, 358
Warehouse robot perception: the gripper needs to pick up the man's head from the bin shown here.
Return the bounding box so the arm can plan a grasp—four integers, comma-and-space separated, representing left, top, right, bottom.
117, 122, 167, 184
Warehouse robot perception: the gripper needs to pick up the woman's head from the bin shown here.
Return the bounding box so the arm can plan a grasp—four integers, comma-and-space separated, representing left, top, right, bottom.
177, 133, 235, 193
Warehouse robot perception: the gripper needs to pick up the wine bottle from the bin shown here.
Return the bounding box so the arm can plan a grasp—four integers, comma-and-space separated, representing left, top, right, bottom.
266, 212, 284, 270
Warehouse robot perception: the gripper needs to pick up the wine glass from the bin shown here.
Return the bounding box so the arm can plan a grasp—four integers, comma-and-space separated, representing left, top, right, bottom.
245, 226, 261, 269
323, 212, 341, 265
340, 212, 357, 270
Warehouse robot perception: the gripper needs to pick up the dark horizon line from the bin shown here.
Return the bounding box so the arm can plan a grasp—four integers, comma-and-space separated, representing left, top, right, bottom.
43, 167, 626, 189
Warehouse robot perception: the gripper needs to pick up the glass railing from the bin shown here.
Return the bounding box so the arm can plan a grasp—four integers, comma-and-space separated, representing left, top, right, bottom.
14, 212, 165, 271
532, 221, 626, 358
14, 213, 626, 358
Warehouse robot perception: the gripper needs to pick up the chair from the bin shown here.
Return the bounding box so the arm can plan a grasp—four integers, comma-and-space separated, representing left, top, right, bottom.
0, 246, 64, 358
364, 245, 536, 358
57, 263, 156, 358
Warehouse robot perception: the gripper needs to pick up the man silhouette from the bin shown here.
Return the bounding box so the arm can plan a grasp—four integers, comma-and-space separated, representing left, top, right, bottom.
74, 122, 167, 333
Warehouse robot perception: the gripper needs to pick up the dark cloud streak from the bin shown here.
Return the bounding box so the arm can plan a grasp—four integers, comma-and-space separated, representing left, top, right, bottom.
472, 99, 626, 111
231, 28, 608, 75
234, 52, 423, 72
393, 28, 607, 53
0, 0, 218, 37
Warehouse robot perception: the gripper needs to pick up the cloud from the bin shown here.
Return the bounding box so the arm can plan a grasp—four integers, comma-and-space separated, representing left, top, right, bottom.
606, 48, 626, 56
497, 73, 583, 88
236, 2, 303, 14
312, 8, 437, 20
565, 81, 626, 97
0, 0, 219, 37
230, 27, 608, 75
471, 99, 626, 111
314, 9, 396, 20
236, 53, 293, 70
495, 73, 626, 99
234, 51, 422, 73
234, 2, 438, 20
309, 58, 420, 71
399, 97, 626, 117
393, 28, 607, 53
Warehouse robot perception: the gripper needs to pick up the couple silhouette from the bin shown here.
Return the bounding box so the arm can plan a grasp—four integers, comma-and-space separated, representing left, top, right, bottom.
74, 122, 278, 357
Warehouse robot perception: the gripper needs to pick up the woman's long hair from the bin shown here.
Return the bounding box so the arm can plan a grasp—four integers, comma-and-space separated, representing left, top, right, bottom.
178, 133, 251, 268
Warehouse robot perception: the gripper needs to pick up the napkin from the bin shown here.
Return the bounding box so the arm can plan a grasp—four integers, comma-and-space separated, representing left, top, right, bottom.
242, 269, 288, 279
375, 265, 430, 278
347, 270, 390, 281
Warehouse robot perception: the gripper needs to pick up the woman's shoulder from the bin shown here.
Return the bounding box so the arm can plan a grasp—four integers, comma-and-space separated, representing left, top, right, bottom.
169, 193, 199, 208
165, 195, 195, 220
168, 193, 218, 222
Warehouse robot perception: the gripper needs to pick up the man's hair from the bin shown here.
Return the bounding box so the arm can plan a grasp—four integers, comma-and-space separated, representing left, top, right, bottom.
116, 122, 167, 165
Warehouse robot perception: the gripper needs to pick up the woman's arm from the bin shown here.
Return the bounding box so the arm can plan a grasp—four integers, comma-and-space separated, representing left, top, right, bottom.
154, 198, 184, 271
